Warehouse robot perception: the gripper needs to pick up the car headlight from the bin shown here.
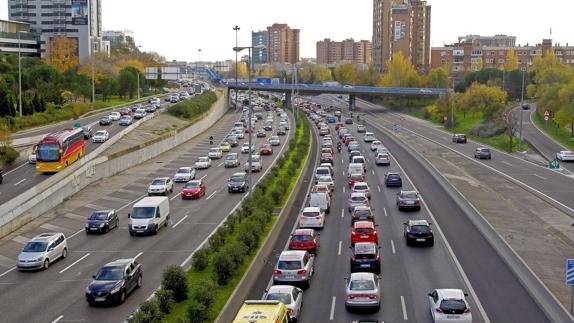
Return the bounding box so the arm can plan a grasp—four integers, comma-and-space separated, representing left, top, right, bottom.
86, 286, 92, 293
35, 256, 44, 262
110, 283, 122, 294
99, 223, 105, 228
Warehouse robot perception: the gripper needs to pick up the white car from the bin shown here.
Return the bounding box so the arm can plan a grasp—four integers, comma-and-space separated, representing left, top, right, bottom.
108, 112, 121, 121
208, 147, 223, 159
556, 150, 574, 162
263, 285, 303, 321
370, 140, 384, 152
28, 152, 37, 164
194, 157, 211, 169
375, 153, 391, 166
147, 177, 174, 196
92, 130, 109, 143
16, 232, 67, 270
299, 206, 325, 229
173, 167, 196, 182
352, 182, 371, 199
241, 143, 254, 154
345, 272, 380, 311
133, 108, 147, 119
363, 132, 376, 143
428, 289, 472, 323
245, 154, 263, 172
316, 175, 335, 192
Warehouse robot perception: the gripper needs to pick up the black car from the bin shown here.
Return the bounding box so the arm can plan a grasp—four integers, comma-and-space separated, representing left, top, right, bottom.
86, 258, 142, 305
228, 172, 248, 193
404, 220, 434, 247
82, 126, 93, 139
263, 123, 273, 131
384, 172, 402, 187
521, 103, 530, 110
226, 136, 239, 147
345, 118, 354, 125
85, 210, 119, 234
99, 116, 112, 126
145, 105, 156, 113
350, 242, 381, 274
277, 127, 287, 136
474, 147, 491, 159
452, 134, 467, 144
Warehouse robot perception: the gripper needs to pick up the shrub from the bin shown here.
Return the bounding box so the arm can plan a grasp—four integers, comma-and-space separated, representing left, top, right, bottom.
0, 146, 19, 166
167, 91, 217, 121
190, 278, 217, 308
212, 250, 236, 285
161, 265, 189, 302
129, 299, 163, 323
236, 224, 259, 251
186, 301, 208, 323
208, 226, 227, 252
191, 248, 210, 271
155, 288, 175, 314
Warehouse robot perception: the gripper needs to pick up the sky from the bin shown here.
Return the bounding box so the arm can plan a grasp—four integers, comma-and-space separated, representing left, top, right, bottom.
1, 0, 573, 62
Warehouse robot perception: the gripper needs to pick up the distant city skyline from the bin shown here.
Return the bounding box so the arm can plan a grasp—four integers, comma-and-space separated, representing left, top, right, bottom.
1, 0, 572, 62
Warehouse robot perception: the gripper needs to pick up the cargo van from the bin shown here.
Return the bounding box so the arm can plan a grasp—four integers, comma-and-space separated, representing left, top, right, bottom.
309, 192, 331, 214
233, 300, 289, 323
348, 163, 364, 175
128, 197, 170, 235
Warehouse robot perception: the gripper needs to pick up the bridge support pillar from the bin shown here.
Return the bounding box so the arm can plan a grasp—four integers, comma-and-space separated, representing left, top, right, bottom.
226, 87, 231, 110
349, 94, 356, 111
285, 92, 292, 109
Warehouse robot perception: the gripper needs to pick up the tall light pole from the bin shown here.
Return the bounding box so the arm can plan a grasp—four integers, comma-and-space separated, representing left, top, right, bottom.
233, 25, 240, 109
136, 45, 142, 99
18, 31, 22, 117
198, 48, 202, 81
91, 40, 96, 103
451, 79, 455, 128
519, 69, 525, 151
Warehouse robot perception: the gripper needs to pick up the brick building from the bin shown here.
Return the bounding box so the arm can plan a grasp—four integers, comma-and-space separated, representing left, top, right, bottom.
266, 23, 299, 64
316, 38, 372, 65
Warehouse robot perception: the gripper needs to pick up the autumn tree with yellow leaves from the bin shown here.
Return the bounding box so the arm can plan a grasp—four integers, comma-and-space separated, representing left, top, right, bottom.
46, 36, 79, 72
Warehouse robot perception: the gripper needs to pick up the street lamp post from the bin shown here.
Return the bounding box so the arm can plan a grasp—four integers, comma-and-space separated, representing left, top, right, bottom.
18, 31, 22, 117
519, 69, 525, 151
91, 40, 96, 103
137, 73, 140, 100
451, 79, 455, 128
233, 25, 240, 109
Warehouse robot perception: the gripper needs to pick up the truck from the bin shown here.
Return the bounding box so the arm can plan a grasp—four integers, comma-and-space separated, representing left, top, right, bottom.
128, 197, 170, 235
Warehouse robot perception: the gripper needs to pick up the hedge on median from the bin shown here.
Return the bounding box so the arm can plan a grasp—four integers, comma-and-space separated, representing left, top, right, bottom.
167, 91, 217, 121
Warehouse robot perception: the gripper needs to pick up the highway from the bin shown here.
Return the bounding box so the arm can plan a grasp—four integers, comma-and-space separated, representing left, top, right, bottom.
0, 95, 176, 206
0, 104, 292, 323
244, 100, 553, 322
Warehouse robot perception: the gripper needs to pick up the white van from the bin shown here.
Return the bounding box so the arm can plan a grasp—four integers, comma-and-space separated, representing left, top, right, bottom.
128, 197, 170, 235
348, 163, 364, 175
309, 192, 331, 214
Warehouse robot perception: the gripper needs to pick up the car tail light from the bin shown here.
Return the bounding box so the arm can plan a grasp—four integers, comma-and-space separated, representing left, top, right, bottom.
464, 308, 471, 314
273, 269, 282, 275
351, 255, 355, 261
299, 216, 305, 221
315, 216, 322, 220
436, 308, 444, 313
288, 308, 293, 316
297, 269, 307, 275
347, 295, 355, 300
375, 255, 380, 261
368, 294, 379, 300
351, 231, 356, 236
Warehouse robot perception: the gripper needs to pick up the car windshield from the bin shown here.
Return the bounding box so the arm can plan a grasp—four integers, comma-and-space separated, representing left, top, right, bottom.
440, 299, 467, 312
226, 155, 237, 160
209, 148, 219, 153
303, 211, 320, 217
177, 168, 190, 174
197, 157, 209, 163
411, 225, 430, 233
401, 192, 418, 199
277, 260, 302, 270
387, 174, 400, 179
95, 266, 124, 281
291, 235, 313, 242
350, 280, 375, 291
355, 227, 373, 233
23, 241, 48, 252
350, 174, 363, 180
351, 196, 366, 202
130, 207, 155, 219
230, 175, 244, 182
151, 179, 166, 185
354, 209, 371, 216
95, 131, 106, 136
265, 293, 292, 304
36, 144, 60, 162
185, 181, 200, 188
89, 212, 108, 221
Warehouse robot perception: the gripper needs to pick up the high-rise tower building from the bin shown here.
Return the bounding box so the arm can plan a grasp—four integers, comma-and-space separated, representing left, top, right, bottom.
267, 23, 299, 64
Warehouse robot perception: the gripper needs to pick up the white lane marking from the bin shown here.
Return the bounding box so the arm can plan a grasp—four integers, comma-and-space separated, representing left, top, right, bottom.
4, 161, 29, 176
342, 171, 345, 176
501, 161, 513, 167
206, 191, 217, 200
13, 178, 26, 186
377, 185, 381, 192
117, 194, 147, 212
51, 315, 64, 323
217, 162, 224, 167
0, 266, 17, 278
134, 252, 143, 260
68, 229, 85, 240
338, 241, 342, 255
329, 296, 336, 320
200, 175, 207, 180
169, 193, 180, 201
341, 159, 344, 165
342, 187, 346, 193
383, 207, 388, 217
533, 174, 547, 180
371, 170, 375, 175
400, 296, 408, 320
59, 253, 90, 274
391, 240, 396, 254
173, 215, 188, 228
341, 208, 345, 218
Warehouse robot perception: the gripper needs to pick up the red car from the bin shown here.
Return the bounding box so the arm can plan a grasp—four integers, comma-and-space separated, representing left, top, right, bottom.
244, 127, 254, 133
288, 229, 320, 254
351, 221, 378, 245
335, 123, 345, 130
347, 173, 365, 187
260, 144, 273, 155
344, 136, 355, 145
119, 107, 132, 116
321, 147, 334, 155
180, 179, 206, 199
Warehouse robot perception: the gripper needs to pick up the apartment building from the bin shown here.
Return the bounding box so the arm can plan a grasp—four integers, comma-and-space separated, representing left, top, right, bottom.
266, 23, 300, 64
316, 38, 372, 65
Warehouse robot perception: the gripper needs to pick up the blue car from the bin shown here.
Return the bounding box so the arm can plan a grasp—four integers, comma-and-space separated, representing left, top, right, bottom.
350, 242, 381, 274
327, 115, 337, 123
384, 172, 402, 187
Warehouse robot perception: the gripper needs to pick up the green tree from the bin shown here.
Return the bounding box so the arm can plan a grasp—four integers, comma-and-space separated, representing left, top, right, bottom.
355, 62, 379, 86
161, 265, 188, 302
98, 76, 120, 101
426, 67, 449, 88
119, 67, 140, 99
334, 63, 357, 85
314, 65, 333, 83
460, 83, 507, 120
0, 77, 16, 117
378, 52, 422, 87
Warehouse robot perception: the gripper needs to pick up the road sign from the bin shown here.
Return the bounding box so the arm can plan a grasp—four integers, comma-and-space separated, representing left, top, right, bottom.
544, 116, 549, 121
549, 159, 560, 169
567, 259, 574, 285
443, 116, 448, 122
544, 110, 550, 117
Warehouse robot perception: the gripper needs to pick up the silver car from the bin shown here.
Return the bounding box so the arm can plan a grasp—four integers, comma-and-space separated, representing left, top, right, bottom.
224, 153, 240, 168
263, 285, 303, 321
245, 154, 263, 172
348, 192, 369, 212
273, 250, 315, 288
345, 272, 381, 310
17, 233, 67, 270
173, 167, 196, 182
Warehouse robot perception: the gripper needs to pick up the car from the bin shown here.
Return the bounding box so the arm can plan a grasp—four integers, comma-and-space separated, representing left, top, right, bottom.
288, 228, 320, 254
245, 154, 263, 172
319, 127, 330, 136
363, 132, 376, 142
370, 141, 384, 152
273, 250, 315, 288
263, 285, 304, 322
335, 122, 345, 130
208, 147, 223, 159
226, 135, 239, 147
384, 172, 402, 187
133, 108, 147, 119
82, 126, 93, 139
351, 206, 375, 224
219, 141, 231, 152
428, 289, 472, 323
173, 167, 196, 182
357, 125, 367, 133
224, 153, 240, 168
321, 147, 334, 156
452, 134, 467, 144
348, 173, 365, 187
269, 136, 281, 146
144, 105, 157, 113
404, 220, 434, 247
147, 177, 173, 196
474, 147, 492, 160
109, 111, 121, 121
345, 272, 380, 311
92, 130, 110, 143
28, 150, 37, 164
351, 221, 378, 245
16, 232, 67, 271
233, 130, 245, 139
260, 144, 274, 155
263, 123, 273, 131
99, 116, 112, 126
315, 166, 333, 182
119, 107, 131, 116
119, 116, 133, 126
348, 192, 369, 212
348, 142, 360, 152
312, 183, 333, 198
130, 104, 141, 112
351, 156, 367, 171
194, 156, 212, 169
277, 127, 287, 136
85, 258, 142, 305
350, 242, 381, 274
375, 153, 390, 166
317, 175, 335, 192
349, 150, 362, 162
320, 153, 334, 165
396, 190, 422, 211
345, 118, 354, 125
85, 210, 119, 234
556, 150, 574, 162
257, 129, 267, 137
299, 206, 325, 229
180, 179, 206, 199
352, 182, 371, 199
228, 172, 249, 193
241, 143, 254, 153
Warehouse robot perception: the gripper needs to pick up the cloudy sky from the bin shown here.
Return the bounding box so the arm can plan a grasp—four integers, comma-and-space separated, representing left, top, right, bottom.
1, 0, 572, 62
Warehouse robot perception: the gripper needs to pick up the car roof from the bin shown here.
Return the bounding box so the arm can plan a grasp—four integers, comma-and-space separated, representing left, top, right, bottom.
354, 221, 374, 228
105, 258, 133, 267
436, 289, 465, 299
408, 219, 429, 226
353, 206, 371, 211
353, 182, 369, 187
30, 232, 62, 242
153, 177, 170, 181
350, 272, 375, 280
303, 207, 321, 212
279, 250, 306, 260
400, 190, 418, 195
354, 242, 377, 253
350, 192, 367, 198
293, 229, 315, 236
267, 285, 296, 294
178, 167, 192, 170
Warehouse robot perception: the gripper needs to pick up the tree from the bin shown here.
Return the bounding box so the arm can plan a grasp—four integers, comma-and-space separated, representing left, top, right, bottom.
334, 63, 357, 85
459, 83, 507, 120
355, 62, 379, 86
426, 67, 449, 88
0, 77, 16, 117
314, 66, 333, 83
504, 50, 519, 71
378, 52, 422, 88
161, 265, 188, 302
97, 77, 120, 101
46, 36, 79, 72
556, 81, 574, 136
501, 107, 520, 152
119, 67, 140, 99
229, 62, 248, 79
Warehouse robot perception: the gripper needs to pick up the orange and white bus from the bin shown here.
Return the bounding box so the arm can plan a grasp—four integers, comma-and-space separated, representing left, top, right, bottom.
36, 128, 85, 173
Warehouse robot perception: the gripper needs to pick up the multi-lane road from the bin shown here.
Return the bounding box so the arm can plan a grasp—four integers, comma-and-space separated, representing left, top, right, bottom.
0, 105, 292, 322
